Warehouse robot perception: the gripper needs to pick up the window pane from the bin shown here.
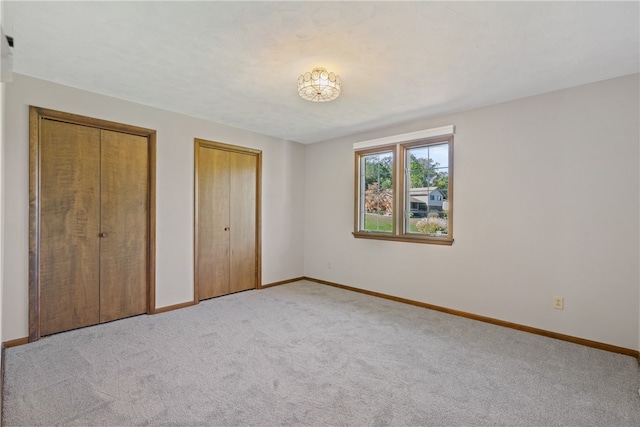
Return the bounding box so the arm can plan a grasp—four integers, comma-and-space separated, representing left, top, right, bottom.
360, 151, 393, 232
406, 143, 449, 236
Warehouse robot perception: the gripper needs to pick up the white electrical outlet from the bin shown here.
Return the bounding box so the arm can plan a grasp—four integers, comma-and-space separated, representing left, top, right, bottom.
553, 296, 564, 310
328, 261, 332, 269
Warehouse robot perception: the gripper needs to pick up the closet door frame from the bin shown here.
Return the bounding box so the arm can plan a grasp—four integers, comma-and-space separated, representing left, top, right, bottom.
193, 138, 262, 302
28, 106, 157, 342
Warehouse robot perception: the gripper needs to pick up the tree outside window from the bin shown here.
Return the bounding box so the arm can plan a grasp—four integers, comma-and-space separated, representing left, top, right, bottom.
354, 135, 453, 245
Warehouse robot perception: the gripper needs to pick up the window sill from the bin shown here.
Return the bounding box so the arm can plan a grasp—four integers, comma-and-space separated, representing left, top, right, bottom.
352, 231, 454, 246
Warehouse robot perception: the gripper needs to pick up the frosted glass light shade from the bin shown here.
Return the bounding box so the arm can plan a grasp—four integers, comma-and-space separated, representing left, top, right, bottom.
298, 67, 341, 102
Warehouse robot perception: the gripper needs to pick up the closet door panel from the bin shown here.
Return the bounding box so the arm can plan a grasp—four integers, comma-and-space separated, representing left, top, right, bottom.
99, 130, 149, 322
229, 152, 256, 293
39, 120, 101, 336
198, 147, 231, 299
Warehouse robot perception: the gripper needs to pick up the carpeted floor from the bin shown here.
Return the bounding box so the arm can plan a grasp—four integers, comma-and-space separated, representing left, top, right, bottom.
3, 280, 640, 426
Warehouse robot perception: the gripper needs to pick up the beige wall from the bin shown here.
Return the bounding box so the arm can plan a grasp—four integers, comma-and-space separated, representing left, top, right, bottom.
1, 0, 5, 357
0, 72, 3, 353
2, 74, 305, 341
0, 81, 3, 351
304, 74, 640, 351
3, 72, 639, 352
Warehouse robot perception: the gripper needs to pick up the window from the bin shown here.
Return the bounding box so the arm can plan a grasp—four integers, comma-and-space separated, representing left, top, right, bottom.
357, 149, 394, 233
354, 133, 453, 245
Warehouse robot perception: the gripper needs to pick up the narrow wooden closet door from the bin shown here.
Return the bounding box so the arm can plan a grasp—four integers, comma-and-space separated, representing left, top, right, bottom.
39, 119, 101, 336
99, 130, 149, 322
229, 151, 256, 292
197, 147, 231, 299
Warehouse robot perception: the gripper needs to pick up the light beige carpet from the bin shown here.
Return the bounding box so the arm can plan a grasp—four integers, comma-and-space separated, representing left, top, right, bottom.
3, 280, 640, 426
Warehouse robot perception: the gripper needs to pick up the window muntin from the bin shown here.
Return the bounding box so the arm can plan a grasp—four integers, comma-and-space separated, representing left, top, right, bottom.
358, 150, 394, 233
354, 135, 453, 245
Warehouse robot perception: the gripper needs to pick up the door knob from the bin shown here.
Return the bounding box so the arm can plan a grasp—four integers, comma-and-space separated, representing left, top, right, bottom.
224, 227, 230, 231
99, 232, 108, 237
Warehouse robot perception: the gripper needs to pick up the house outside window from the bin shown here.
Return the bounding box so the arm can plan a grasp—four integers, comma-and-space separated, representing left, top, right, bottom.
404, 140, 450, 239
353, 128, 453, 245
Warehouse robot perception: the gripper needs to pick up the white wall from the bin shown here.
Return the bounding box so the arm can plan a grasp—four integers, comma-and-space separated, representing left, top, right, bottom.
304, 74, 640, 351
3, 74, 305, 342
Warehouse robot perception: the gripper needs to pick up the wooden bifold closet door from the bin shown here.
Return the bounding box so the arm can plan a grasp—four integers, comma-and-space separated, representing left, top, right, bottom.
195, 139, 261, 300
98, 129, 149, 323
39, 120, 101, 334
30, 107, 156, 340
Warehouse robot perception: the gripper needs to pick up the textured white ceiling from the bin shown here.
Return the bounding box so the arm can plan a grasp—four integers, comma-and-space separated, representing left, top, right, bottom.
3, 1, 639, 144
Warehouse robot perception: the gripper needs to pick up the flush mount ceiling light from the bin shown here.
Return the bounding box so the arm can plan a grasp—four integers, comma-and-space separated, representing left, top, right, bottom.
298, 67, 341, 102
